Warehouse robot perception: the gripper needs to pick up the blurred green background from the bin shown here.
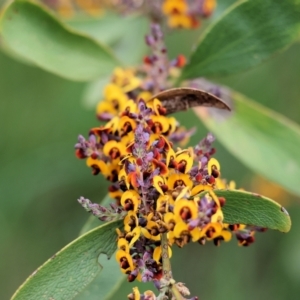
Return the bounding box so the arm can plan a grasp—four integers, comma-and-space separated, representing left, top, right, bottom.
1, 0, 300, 299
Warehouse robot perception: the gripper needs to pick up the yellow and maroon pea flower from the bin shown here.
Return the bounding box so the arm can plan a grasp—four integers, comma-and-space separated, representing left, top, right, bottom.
162, 0, 188, 15
168, 14, 196, 29
156, 195, 172, 213
164, 212, 177, 231
121, 100, 138, 116
118, 167, 131, 190
153, 175, 168, 195
212, 228, 232, 246
173, 148, 194, 173
173, 220, 201, 247
146, 98, 167, 116
143, 221, 161, 241
111, 68, 141, 93
103, 140, 127, 161
119, 116, 137, 137
208, 157, 221, 179
124, 211, 139, 232
167, 173, 193, 190
121, 190, 140, 212
127, 226, 142, 248
96, 83, 129, 120
162, 0, 197, 29
86, 157, 109, 176
105, 163, 120, 182
201, 223, 229, 242
118, 237, 130, 253
116, 249, 135, 274
147, 115, 170, 134
174, 198, 198, 222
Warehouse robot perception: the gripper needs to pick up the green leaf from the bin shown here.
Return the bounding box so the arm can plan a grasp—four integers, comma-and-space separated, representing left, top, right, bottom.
0, 1, 119, 81
68, 13, 149, 66
180, 0, 300, 80
199, 189, 291, 232
194, 90, 300, 197
11, 220, 123, 300
76, 195, 125, 300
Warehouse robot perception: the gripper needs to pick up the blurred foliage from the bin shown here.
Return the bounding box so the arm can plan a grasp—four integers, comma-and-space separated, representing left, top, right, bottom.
1, 0, 300, 299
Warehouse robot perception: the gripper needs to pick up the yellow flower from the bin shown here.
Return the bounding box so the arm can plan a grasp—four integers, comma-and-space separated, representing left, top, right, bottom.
117, 238, 130, 253
121, 190, 140, 212
173, 221, 201, 246
164, 212, 177, 231
149, 115, 170, 134
162, 0, 188, 15
112, 68, 141, 93
191, 184, 212, 197
174, 199, 198, 221
103, 140, 127, 161
138, 91, 153, 101
147, 98, 166, 116
156, 195, 172, 213
202, 0, 217, 17
153, 175, 168, 195
168, 14, 193, 28
174, 148, 194, 173
208, 157, 221, 178
116, 249, 135, 274
86, 157, 109, 176
128, 226, 142, 248
124, 211, 139, 232
122, 99, 138, 115
167, 173, 193, 191
143, 221, 161, 241
200, 223, 231, 244
119, 116, 137, 136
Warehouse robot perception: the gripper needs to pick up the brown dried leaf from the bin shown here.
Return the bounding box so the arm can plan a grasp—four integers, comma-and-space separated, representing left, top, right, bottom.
150, 87, 231, 115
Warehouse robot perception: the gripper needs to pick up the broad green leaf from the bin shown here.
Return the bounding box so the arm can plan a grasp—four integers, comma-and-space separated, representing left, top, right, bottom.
11, 220, 123, 300
73, 251, 124, 300
68, 13, 149, 66
0, 1, 119, 81
194, 90, 300, 197
67, 14, 125, 46
180, 0, 300, 80
199, 189, 291, 232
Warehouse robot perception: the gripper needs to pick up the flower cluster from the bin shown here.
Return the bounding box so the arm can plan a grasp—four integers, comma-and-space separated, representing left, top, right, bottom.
42, 0, 216, 29
75, 24, 265, 299
162, 0, 216, 28
75, 68, 263, 281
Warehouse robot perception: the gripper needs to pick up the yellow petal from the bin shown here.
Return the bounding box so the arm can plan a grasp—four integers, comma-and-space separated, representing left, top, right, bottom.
191, 184, 212, 196
174, 199, 198, 221
129, 226, 142, 248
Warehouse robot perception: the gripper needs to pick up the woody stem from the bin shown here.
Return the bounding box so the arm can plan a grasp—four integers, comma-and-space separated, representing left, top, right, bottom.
161, 232, 172, 280
160, 233, 183, 300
